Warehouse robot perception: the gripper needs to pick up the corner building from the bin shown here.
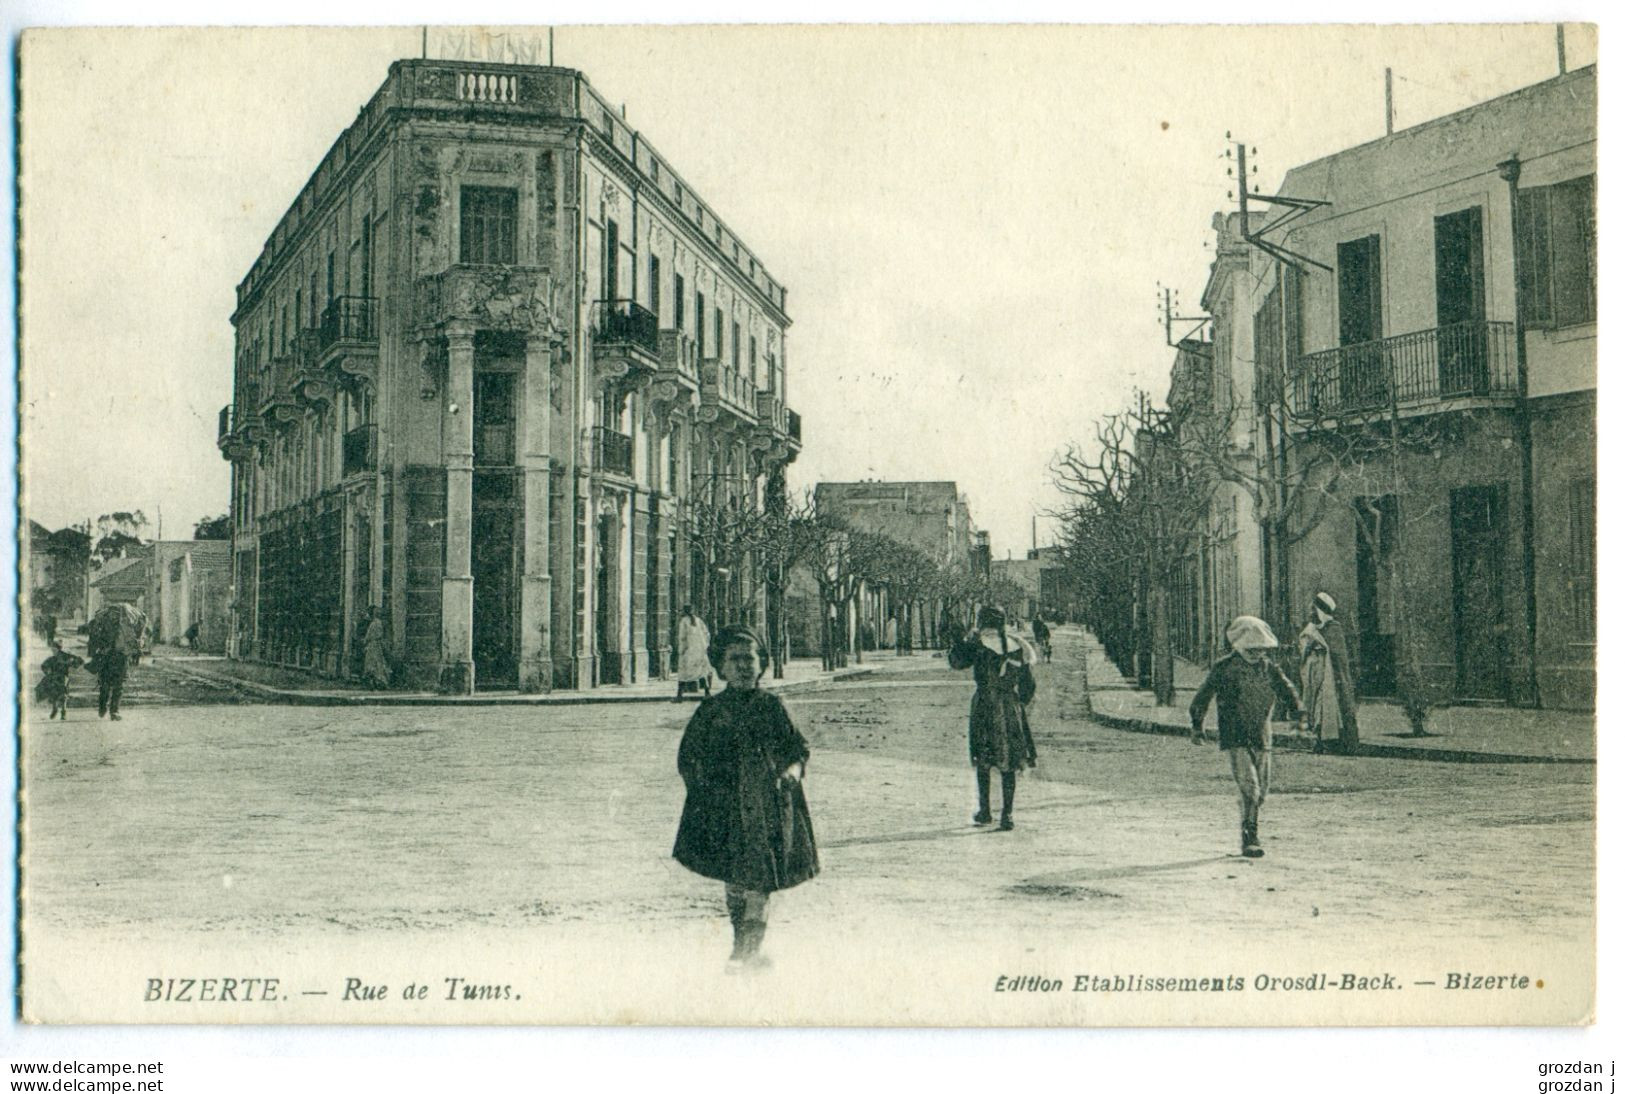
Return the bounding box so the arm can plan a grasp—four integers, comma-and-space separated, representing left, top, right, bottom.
218, 61, 800, 692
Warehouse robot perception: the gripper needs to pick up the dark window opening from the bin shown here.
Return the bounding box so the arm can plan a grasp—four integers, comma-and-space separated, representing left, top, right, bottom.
1518, 175, 1596, 329
461, 186, 518, 266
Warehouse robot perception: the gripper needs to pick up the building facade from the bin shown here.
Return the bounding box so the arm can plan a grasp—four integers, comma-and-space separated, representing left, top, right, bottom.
1191, 65, 1594, 709
147, 541, 232, 653
808, 480, 986, 651
218, 60, 800, 692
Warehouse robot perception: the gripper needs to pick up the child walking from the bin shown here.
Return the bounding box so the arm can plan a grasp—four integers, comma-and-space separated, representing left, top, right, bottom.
36, 639, 84, 720
673, 624, 819, 971
1189, 616, 1302, 859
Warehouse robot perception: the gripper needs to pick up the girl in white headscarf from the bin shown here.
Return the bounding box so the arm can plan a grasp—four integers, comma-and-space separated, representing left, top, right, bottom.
1190, 616, 1302, 858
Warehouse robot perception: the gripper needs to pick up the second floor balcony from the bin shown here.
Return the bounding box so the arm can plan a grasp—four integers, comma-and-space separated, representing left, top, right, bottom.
316, 295, 380, 387
591, 300, 661, 387
1284, 320, 1517, 423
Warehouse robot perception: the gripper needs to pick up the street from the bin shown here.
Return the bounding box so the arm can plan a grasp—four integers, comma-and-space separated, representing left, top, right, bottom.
20, 628, 1595, 1024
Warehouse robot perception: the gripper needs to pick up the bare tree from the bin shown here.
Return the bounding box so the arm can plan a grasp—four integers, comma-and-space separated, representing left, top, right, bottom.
1052, 392, 1223, 705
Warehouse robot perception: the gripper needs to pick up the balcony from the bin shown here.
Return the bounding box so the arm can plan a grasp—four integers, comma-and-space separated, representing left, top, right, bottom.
754, 390, 789, 435
316, 296, 380, 388
291, 328, 335, 409
1285, 321, 1517, 423
593, 426, 635, 478
258, 353, 302, 427
649, 330, 701, 412
415, 264, 550, 332
591, 299, 661, 387
216, 404, 246, 462
343, 424, 377, 477
698, 359, 756, 430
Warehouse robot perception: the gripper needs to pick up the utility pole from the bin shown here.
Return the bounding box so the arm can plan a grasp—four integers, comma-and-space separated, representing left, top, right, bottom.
1385, 67, 1394, 135
1499, 154, 1542, 709
1556, 24, 1567, 74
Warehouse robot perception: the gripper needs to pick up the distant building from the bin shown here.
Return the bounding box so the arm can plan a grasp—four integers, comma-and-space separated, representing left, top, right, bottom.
88, 555, 150, 615
23, 521, 90, 632
991, 546, 1070, 622
217, 59, 799, 692
147, 541, 232, 653
812, 480, 987, 650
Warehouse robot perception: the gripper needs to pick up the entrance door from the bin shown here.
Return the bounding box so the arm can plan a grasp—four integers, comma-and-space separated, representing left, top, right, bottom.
596, 511, 621, 684
1434, 206, 1487, 395
471, 491, 517, 688
1451, 485, 1509, 701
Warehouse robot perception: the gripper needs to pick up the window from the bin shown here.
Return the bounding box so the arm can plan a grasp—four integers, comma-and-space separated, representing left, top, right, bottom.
1518, 175, 1595, 329
732, 321, 741, 369
714, 308, 724, 362
1434, 206, 1484, 327
1569, 476, 1595, 639
749, 335, 758, 382
1337, 235, 1383, 345
474, 372, 516, 467
648, 256, 661, 324
695, 291, 706, 355
601, 217, 619, 300
674, 274, 686, 332
460, 187, 518, 265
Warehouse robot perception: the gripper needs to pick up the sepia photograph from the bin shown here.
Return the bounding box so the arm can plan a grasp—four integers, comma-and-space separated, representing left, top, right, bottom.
10, 14, 1603, 1051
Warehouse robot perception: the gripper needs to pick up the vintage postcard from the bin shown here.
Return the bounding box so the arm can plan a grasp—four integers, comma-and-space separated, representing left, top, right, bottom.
15, 23, 1597, 1027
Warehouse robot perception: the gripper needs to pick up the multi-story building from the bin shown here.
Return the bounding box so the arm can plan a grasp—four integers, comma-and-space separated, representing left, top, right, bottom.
813, 481, 980, 573
1221, 64, 1594, 710
807, 480, 986, 650
217, 60, 801, 692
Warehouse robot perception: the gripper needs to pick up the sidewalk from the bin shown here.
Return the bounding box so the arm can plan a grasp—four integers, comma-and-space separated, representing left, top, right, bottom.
144, 644, 941, 707
1064, 628, 1595, 764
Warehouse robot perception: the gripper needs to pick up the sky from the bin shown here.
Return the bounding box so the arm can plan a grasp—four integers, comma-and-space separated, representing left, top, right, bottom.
17, 23, 1597, 558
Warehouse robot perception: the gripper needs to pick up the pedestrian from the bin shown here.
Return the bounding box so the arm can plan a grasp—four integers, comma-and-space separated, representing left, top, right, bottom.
949, 605, 1038, 831
362, 607, 392, 689
86, 603, 145, 721
1297, 592, 1359, 754
1190, 615, 1303, 859
672, 624, 819, 971
675, 604, 712, 701
183, 620, 201, 650
1031, 613, 1052, 663
35, 639, 84, 720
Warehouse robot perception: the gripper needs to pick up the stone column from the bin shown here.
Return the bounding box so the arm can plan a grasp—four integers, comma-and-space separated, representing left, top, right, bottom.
518, 333, 555, 692
439, 323, 476, 693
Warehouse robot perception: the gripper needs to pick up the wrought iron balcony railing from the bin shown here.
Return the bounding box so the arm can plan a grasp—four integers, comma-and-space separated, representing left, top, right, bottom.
1286, 320, 1516, 420
318, 296, 380, 354
343, 424, 377, 477
591, 299, 660, 357
593, 426, 634, 477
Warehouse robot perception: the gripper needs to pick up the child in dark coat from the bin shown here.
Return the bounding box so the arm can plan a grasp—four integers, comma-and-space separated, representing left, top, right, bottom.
673, 624, 819, 971
1190, 616, 1302, 858
949, 605, 1039, 830
36, 640, 84, 720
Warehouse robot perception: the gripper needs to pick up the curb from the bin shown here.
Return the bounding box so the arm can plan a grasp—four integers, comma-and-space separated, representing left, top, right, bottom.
148, 658, 880, 708
1080, 707, 1594, 766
